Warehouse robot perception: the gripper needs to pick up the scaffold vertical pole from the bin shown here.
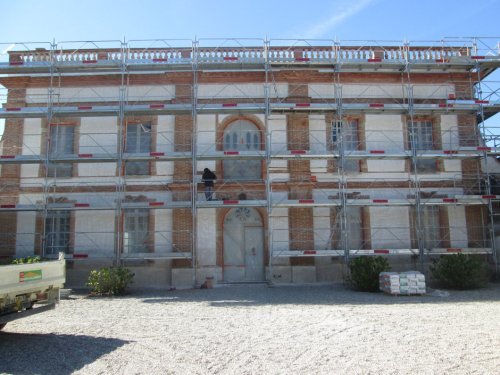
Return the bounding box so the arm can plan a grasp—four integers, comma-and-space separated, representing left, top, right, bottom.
192, 37, 199, 287
264, 37, 273, 285
41, 39, 58, 258
407, 79, 425, 272
476, 59, 498, 274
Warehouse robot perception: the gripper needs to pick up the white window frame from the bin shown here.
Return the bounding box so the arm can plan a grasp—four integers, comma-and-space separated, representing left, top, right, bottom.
45, 210, 71, 254
124, 208, 150, 253
125, 122, 152, 176
48, 125, 75, 177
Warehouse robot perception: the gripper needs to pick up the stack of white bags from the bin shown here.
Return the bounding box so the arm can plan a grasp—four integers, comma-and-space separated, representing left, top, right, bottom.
379, 271, 426, 295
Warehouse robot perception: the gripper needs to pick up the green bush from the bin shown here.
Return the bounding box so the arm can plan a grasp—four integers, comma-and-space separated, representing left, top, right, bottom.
430, 254, 488, 290
348, 256, 390, 292
12, 256, 42, 264
87, 266, 134, 296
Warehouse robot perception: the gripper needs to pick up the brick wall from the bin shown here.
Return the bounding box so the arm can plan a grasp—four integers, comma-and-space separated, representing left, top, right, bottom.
465, 206, 488, 248
174, 115, 193, 181
172, 208, 193, 268
457, 114, 479, 147
289, 207, 314, 266
0, 213, 17, 258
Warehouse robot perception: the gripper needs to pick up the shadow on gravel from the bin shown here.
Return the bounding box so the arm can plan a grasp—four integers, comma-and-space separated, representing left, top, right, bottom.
0, 332, 130, 375
140, 283, 500, 307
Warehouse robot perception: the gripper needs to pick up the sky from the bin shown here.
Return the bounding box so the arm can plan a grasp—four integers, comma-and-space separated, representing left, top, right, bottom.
1, 0, 500, 41
1, 0, 500, 135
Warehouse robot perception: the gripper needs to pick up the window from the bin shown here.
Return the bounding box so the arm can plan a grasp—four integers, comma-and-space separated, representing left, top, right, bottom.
48, 125, 74, 177
223, 120, 261, 180
45, 210, 71, 255
331, 207, 362, 250
124, 209, 150, 253
411, 206, 441, 249
125, 122, 151, 176
332, 120, 359, 172
407, 120, 436, 172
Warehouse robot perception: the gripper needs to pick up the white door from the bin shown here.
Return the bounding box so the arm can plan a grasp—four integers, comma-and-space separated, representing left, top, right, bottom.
244, 227, 264, 281
223, 207, 264, 282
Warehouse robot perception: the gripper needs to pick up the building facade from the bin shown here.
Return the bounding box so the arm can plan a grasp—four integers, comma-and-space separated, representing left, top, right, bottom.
0, 38, 499, 288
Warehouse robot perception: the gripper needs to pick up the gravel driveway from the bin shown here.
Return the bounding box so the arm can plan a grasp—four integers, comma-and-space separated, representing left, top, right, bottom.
1, 283, 500, 374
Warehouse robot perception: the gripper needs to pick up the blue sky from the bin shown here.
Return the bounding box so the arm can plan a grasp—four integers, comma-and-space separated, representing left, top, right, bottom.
1, 0, 500, 135
1, 0, 499, 42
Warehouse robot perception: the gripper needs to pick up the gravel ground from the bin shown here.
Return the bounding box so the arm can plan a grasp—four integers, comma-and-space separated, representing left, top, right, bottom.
1, 283, 500, 375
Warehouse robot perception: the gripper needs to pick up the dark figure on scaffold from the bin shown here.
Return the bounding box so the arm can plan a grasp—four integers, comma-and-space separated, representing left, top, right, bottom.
202, 168, 217, 201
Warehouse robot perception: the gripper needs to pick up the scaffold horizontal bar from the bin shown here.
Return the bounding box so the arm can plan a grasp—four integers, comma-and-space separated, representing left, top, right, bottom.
74, 203, 90, 207
299, 199, 315, 204
72, 253, 89, 258
149, 202, 164, 207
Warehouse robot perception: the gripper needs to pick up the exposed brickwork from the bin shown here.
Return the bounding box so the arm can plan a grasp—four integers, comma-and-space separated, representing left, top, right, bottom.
457, 114, 479, 147
1, 88, 26, 180
172, 208, 193, 268
175, 82, 194, 103
0, 213, 17, 258
439, 207, 451, 248
287, 113, 311, 180
361, 207, 371, 249
462, 159, 482, 194
174, 115, 193, 181
0, 71, 474, 89
289, 207, 314, 266
329, 207, 341, 250
465, 206, 488, 248
455, 81, 474, 100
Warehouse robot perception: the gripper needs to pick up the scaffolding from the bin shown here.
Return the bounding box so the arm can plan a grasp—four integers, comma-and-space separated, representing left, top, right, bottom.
0, 37, 499, 284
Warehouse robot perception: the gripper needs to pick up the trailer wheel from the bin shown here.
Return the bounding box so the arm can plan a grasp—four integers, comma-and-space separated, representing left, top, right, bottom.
0, 323, 6, 331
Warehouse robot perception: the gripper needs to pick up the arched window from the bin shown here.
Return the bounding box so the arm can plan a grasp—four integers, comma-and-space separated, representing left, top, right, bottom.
223, 120, 261, 180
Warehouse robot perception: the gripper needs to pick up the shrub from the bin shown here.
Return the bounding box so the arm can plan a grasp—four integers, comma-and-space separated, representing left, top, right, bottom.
348, 256, 390, 292
12, 256, 42, 264
87, 266, 134, 296
430, 254, 488, 290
